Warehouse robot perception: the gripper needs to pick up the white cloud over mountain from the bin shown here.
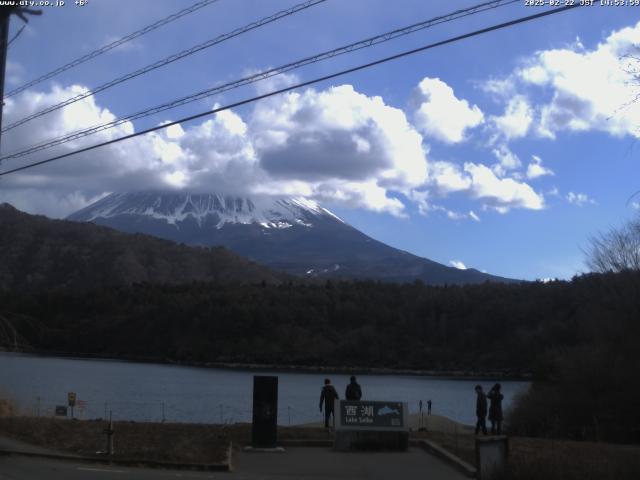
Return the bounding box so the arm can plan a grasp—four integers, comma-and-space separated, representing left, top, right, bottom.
449, 260, 467, 270
411, 77, 484, 144
0, 75, 547, 219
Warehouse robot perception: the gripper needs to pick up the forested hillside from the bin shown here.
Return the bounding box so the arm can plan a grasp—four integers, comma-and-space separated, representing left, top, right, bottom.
0, 203, 283, 290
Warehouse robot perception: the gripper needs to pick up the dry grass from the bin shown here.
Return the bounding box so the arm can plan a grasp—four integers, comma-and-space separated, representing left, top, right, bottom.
0, 417, 233, 464
0, 397, 16, 417
0, 417, 336, 465
413, 429, 640, 480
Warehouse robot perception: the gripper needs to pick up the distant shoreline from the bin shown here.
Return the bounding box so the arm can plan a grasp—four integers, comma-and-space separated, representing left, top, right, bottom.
0, 349, 531, 381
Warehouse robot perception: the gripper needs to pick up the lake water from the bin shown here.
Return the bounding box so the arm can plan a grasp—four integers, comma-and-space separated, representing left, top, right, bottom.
0, 352, 529, 426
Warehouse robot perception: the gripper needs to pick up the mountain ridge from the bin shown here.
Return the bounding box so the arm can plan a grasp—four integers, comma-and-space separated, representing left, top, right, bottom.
68, 192, 518, 285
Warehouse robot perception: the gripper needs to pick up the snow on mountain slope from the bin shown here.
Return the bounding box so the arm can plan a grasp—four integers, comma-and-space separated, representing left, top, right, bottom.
68, 192, 344, 229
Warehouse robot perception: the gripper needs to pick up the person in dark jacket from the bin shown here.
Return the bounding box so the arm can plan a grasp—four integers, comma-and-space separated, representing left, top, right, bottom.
345, 376, 362, 400
319, 378, 339, 428
487, 383, 504, 435
475, 385, 488, 435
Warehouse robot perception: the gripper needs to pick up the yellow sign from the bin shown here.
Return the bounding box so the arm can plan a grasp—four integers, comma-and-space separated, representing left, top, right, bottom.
68, 392, 76, 407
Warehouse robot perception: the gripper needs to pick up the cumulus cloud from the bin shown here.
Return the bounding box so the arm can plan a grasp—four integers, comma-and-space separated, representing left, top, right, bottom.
250, 84, 428, 215
517, 21, 640, 139
426, 158, 544, 213
489, 95, 533, 142
566, 191, 595, 206
0, 83, 427, 218
464, 163, 544, 211
492, 144, 521, 177
526, 154, 554, 179
411, 77, 484, 143
1, 78, 547, 220
449, 260, 467, 270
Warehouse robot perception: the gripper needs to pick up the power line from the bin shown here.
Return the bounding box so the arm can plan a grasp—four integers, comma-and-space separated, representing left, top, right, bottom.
0, 4, 582, 178
4, 0, 222, 99
1, 0, 519, 162
7, 24, 26, 48
2, 0, 327, 133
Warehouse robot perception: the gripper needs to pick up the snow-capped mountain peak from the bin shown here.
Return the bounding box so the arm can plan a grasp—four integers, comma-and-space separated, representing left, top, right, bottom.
68, 192, 344, 229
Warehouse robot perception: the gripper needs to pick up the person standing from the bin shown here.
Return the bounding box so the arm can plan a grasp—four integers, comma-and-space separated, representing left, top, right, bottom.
487, 383, 504, 435
319, 378, 339, 428
427, 399, 432, 415
475, 385, 488, 435
345, 375, 362, 400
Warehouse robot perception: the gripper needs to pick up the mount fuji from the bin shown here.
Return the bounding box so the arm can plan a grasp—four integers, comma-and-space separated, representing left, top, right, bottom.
68, 192, 515, 285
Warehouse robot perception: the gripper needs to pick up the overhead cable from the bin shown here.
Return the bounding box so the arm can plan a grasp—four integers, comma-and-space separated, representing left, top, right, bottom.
1, 0, 518, 162
0, 4, 582, 177
4, 0, 223, 99
2, 0, 327, 133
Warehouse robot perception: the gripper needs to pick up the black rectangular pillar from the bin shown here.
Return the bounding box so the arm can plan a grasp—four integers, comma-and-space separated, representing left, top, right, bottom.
251, 375, 278, 448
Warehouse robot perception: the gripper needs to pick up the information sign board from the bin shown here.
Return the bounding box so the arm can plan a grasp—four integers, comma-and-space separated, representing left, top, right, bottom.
337, 400, 408, 431
55, 405, 68, 416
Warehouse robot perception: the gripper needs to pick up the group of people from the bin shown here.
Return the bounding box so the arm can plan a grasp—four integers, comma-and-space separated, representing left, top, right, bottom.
474, 383, 503, 435
319, 376, 504, 434
319, 376, 362, 428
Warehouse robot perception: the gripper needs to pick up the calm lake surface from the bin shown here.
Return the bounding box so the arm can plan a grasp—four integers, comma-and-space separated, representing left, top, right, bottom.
0, 352, 529, 425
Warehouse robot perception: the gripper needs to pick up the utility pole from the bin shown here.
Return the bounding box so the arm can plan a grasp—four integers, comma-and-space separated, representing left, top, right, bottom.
0, 6, 41, 156
0, 7, 12, 154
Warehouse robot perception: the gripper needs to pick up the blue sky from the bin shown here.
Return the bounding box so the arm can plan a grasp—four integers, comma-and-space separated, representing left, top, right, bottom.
1, 0, 639, 280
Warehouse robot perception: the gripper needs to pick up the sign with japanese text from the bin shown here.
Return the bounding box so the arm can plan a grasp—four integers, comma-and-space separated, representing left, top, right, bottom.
337, 400, 407, 430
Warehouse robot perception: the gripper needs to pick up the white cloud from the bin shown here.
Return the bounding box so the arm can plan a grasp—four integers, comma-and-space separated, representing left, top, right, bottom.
518, 21, 640, 139
426, 158, 543, 213
526, 154, 554, 179
0, 79, 548, 220
464, 163, 545, 211
429, 161, 472, 193
631, 201, 640, 210
492, 144, 521, 176
411, 77, 484, 143
0, 83, 427, 218
251, 84, 428, 215
489, 95, 533, 142
566, 191, 595, 206
449, 260, 467, 270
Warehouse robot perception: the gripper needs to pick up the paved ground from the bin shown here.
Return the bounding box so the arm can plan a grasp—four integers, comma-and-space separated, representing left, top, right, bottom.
232, 446, 467, 480
0, 447, 468, 480
0, 456, 218, 480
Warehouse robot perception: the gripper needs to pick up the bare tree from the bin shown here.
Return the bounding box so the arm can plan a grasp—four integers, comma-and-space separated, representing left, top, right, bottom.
586, 217, 640, 273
